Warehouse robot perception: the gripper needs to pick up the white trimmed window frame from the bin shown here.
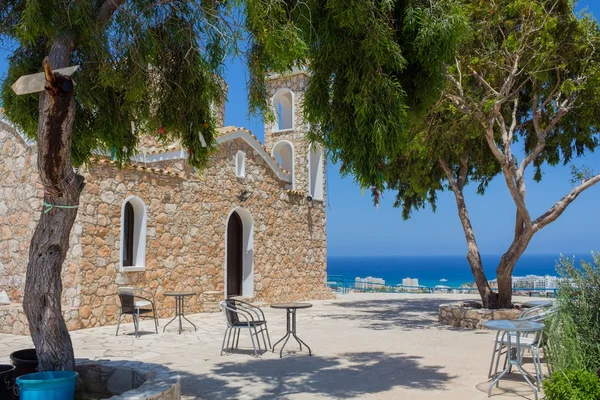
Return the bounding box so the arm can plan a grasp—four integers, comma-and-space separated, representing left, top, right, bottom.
272, 140, 295, 190
120, 196, 148, 272
235, 150, 246, 178
271, 88, 295, 132
308, 144, 324, 201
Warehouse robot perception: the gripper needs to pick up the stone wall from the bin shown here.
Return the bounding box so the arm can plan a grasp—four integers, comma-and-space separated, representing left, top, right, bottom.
438, 301, 522, 329
0, 122, 39, 304
0, 117, 332, 334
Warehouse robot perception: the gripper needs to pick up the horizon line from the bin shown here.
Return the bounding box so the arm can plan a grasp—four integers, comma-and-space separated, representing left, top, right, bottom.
327, 253, 595, 258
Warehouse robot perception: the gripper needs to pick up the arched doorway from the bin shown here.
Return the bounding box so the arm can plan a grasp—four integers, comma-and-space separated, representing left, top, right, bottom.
227, 211, 243, 297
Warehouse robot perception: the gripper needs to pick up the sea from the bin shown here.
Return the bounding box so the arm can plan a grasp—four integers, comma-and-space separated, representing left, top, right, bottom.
327, 254, 596, 288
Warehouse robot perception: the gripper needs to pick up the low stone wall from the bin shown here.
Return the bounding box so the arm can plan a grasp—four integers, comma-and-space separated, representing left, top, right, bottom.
439, 301, 521, 329
76, 359, 180, 400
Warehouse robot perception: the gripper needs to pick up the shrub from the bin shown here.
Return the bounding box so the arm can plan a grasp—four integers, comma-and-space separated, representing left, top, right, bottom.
545, 254, 600, 373
543, 369, 600, 400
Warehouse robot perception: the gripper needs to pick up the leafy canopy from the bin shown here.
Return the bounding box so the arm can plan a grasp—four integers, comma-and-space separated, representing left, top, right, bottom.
240, 0, 469, 189
1, 0, 244, 167
385, 0, 600, 218
1, 0, 470, 176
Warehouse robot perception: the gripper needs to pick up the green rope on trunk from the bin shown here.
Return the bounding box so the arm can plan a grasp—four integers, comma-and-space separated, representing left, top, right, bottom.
42, 201, 79, 214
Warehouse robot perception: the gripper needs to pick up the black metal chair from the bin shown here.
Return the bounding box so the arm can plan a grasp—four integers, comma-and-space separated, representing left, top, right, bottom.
220, 299, 271, 357
116, 287, 159, 337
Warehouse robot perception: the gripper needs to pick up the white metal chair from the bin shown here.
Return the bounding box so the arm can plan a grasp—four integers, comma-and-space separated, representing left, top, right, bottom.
116, 287, 159, 337
220, 299, 270, 357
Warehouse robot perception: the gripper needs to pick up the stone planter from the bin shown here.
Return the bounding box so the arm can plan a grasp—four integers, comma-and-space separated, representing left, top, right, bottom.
438, 301, 522, 329
75, 360, 180, 399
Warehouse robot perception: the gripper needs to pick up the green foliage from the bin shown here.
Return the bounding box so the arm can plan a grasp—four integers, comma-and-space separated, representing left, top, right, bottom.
384, 0, 600, 218
244, 0, 469, 190
545, 254, 600, 373
0, 0, 245, 168
543, 369, 600, 400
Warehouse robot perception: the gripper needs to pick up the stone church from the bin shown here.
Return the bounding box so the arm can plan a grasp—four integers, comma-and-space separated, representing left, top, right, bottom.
0, 70, 332, 335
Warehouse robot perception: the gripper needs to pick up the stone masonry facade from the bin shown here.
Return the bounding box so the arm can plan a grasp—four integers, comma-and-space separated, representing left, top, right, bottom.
0, 70, 332, 335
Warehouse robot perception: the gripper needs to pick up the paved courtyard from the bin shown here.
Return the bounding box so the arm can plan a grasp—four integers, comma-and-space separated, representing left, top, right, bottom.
0, 293, 544, 399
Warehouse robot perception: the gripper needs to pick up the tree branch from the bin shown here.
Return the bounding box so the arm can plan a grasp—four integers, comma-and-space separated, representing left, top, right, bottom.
533, 173, 600, 231
96, 0, 127, 28
468, 66, 499, 96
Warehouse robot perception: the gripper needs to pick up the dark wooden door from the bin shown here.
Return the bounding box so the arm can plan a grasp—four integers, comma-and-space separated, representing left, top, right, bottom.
227, 211, 243, 297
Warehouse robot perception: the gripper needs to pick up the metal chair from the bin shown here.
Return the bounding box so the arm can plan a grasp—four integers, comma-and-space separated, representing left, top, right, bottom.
116, 287, 159, 337
220, 299, 271, 357
488, 305, 557, 389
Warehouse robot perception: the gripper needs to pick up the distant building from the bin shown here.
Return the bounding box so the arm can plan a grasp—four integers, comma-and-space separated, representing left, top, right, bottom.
355, 276, 385, 289
402, 278, 419, 287
513, 275, 559, 293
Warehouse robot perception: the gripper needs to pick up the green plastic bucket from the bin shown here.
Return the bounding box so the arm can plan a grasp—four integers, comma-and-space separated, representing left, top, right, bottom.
16, 371, 78, 400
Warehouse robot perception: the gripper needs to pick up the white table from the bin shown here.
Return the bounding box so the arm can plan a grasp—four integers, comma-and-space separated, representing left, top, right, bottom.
483, 319, 545, 400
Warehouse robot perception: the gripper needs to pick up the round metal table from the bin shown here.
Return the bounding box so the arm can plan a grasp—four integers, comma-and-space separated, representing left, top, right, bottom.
163, 291, 197, 334
270, 303, 312, 358
524, 299, 554, 308
483, 319, 545, 400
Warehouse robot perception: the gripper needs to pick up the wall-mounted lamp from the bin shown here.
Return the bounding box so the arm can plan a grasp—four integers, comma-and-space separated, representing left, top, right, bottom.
237, 190, 251, 202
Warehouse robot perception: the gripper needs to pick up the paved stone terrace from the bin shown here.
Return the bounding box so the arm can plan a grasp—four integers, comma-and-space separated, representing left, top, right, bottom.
0, 293, 543, 399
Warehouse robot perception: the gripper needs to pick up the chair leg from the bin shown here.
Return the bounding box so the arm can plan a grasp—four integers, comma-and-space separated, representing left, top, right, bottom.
134, 312, 140, 338
235, 329, 241, 349
260, 326, 269, 351
221, 327, 229, 356
226, 328, 234, 351
248, 326, 258, 357
253, 326, 262, 352
264, 323, 272, 349
489, 332, 502, 378
116, 312, 123, 336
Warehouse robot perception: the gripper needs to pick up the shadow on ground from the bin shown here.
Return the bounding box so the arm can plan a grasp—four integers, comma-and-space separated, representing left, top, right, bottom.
315, 298, 482, 331
168, 351, 455, 399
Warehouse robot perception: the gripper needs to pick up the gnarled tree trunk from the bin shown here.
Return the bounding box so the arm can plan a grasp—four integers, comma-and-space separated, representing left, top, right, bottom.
440, 158, 498, 309
495, 230, 534, 308
22, 55, 84, 371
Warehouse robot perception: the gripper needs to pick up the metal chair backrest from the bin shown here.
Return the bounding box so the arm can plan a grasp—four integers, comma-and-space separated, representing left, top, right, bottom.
524, 306, 557, 323
220, 300, 240, 326
118, 287, 136, 314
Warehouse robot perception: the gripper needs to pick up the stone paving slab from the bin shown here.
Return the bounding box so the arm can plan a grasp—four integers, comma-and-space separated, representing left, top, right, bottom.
0, 293, 543, 399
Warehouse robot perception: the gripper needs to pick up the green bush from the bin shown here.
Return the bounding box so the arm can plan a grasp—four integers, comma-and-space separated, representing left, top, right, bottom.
545, 254, 600, 373
543, 369, 600, 400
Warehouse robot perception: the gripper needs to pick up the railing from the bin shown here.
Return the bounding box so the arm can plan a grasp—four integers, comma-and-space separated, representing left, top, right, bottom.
326, 276, 558, 297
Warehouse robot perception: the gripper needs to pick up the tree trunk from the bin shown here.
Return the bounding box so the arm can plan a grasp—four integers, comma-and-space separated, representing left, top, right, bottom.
495, 230, 534, 309
22, 56, 83, 371
466, 250, 498, 309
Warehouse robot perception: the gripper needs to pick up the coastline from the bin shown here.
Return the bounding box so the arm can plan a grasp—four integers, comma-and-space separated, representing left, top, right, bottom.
327, 253, 594, 289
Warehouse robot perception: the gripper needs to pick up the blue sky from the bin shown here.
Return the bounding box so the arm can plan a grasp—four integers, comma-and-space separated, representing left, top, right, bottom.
1, 2, 599, 257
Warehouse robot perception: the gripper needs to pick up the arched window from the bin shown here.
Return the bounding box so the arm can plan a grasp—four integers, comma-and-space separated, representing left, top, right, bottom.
272, 89, 294, 131
308, 145, 324, 200
235, 150, 246, 178
123, 202, 135, 267
120, 196, 147, 271
272, 141, 294, 190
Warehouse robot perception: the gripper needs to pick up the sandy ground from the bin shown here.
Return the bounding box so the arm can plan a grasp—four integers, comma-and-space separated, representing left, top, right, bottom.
0, 293, 545, 399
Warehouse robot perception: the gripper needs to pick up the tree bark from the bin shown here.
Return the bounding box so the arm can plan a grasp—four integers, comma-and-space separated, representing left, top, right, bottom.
439, 158, 498, 308
495, 230, 534, 308
453, 189, 498, 309
22, 57, 84, 371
